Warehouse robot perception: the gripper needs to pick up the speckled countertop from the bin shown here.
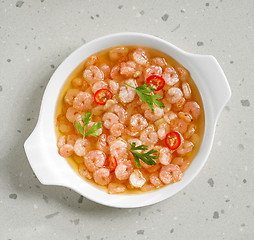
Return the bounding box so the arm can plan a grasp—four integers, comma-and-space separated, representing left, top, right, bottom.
0, 0, 253, 239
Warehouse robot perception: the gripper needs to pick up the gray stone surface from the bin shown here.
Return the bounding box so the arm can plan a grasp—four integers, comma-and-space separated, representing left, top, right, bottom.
0, 0, 253, 239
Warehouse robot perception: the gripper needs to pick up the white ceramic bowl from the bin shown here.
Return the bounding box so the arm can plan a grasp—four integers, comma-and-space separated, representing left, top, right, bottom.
24, 32, 231, 208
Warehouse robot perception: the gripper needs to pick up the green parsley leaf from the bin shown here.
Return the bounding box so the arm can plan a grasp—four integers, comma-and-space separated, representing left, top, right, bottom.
74, 111, 102, 140
124, 83, 165, 112
126, 142, 159, 168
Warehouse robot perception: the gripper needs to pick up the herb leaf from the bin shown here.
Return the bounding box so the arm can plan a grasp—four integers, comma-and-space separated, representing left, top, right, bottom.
126, 142, 159, 168
124, 83, 165, 112
74, 111, 102, 140
85, 122, 102, 137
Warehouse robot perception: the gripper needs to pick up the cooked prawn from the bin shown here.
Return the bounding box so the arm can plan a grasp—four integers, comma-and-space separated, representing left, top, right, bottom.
140, 125, 158, 146
79, 164, 92, 180
151, 57, 167, 68
159, 164, 182, 184
129, 169, 146, 188
183, 101, 201, 119
182, 82, 191, 99
109, 46, 129, 61
110, 139, 128, 162
59, 144, 74, 157
144, 65, 163, 79
162, 66, 179, 86
73, 138, 90, 157
102, 112, 119, 129
129, 114, 148, 132
132, 48, 149, 66
73, 92, 93, 112
84, 150, 107, 172
150, 172, 163, 187
110, 123, 124, 137
144, 105, 164, 122
92, 81, 108, 93
64, 89, 80, 105
93, 168, 112, 186
83, 65, 104, 84
177, 140, 194, 155
118, 79, 137, 104
115, 160, 134, 180
166, 87, 183, 104
110, 104, 128, 124
108, 183, 126, 194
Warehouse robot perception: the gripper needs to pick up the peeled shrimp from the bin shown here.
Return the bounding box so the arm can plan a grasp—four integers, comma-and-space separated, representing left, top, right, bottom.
109, 80, 119, 94
178, 111, 192, 123
110, 64, 122, 80
102, 112, 119, 129
93, 168, 111, 186
158, 147, 172, 165
110, 104, 128, 124
183, 101, 201, 119
164, 111, 177, 125
100, 63, 110, 78
159, 164, 182, 184
84, 150, 107, 172
79, 164, 92, 180
119, 79, 137, 104
144, 105, 164, 122
108, 183, 126, 194
109, 46, 129, 61
110, 123, 124, 137
171, 157, 189, 172
73, 92, 93, 112
177, 141, 194, 155
129, 169, 146, 188
144, 65, 162, 79
150, 172, 163, 188
115, 160, 134, 180
166, 87, 183, 104
129, 114, 148, 132
64, 89, 80, 105
92, 81, 108, 93
66, 107, 80, 123
85, 55, 99, 67
171, 119, 188, 134
110, 139, 128, 162
97, 133, 109, 154
140, 125, 158, 146
182, 82, 191, 99
132, 48, 149, 66
157, 122, 170, 140
83, 65, 104, 84
120, 61, 137, 77
59, 144, 74, 157
73, 138, 90, 157
176, 66, 188, 81
184, 123, 196, 139
151, 57, 167, 68
162, 66, 179, 86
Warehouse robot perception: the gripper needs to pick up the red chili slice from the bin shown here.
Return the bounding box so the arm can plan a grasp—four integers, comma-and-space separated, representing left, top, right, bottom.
146, 75, 165, 91
105, 156, 117, 173
165, 132, 182, 150
94, 89, 113, 105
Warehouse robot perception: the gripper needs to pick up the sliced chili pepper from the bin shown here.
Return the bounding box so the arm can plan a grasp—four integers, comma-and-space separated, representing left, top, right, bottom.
146, 75, 165, 91
165, 131, 182, 150
94, 89, 113, 105
105, 156, 117, 173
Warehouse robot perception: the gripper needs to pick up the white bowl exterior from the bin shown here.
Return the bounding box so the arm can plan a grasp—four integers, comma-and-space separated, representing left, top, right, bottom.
24, 32, 231, 208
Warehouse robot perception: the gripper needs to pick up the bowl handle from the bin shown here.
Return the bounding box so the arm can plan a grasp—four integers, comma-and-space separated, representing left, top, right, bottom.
24, 128, 61, 185
189, 55, 231, 119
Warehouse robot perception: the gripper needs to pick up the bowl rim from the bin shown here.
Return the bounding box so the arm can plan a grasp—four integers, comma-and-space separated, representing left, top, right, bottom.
24, 32, 231, 208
